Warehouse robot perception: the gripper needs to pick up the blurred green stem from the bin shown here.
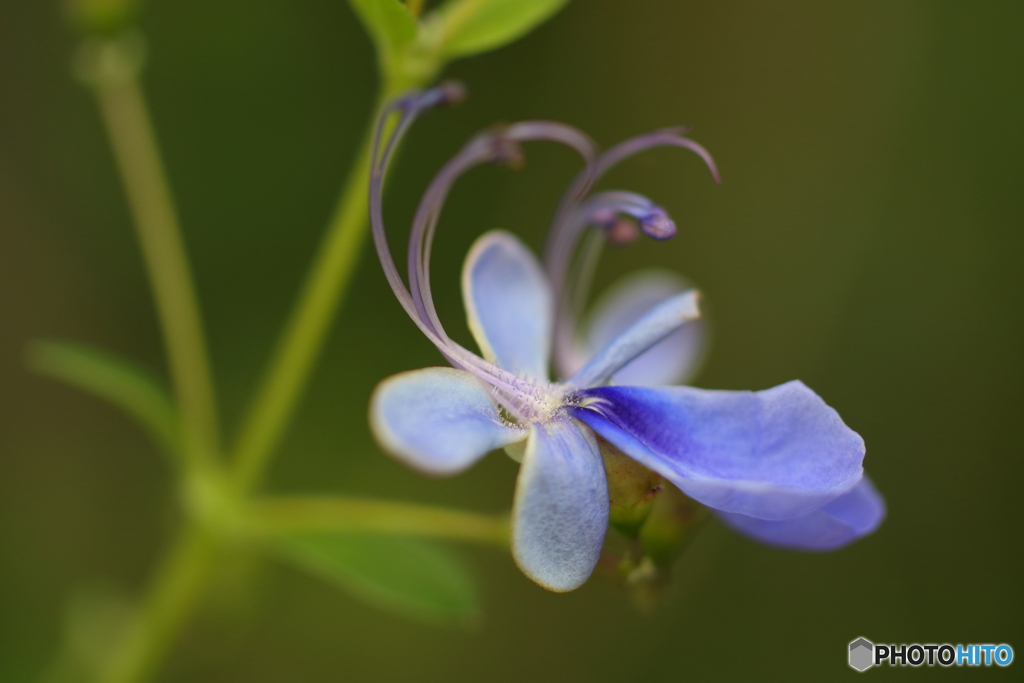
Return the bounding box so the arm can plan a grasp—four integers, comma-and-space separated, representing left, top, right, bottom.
230, 103, 382, 492
99, 525, 215, 683
78, 23, 476, 683
91, 37, 221, 470
249, 496, 511, 547
94, 497, 505, 683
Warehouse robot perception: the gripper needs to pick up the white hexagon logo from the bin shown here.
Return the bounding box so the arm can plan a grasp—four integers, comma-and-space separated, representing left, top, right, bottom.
849, 637, 874, 671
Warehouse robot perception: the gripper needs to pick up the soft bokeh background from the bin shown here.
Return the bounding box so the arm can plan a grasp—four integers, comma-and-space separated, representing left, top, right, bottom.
2, 0, 1022, 680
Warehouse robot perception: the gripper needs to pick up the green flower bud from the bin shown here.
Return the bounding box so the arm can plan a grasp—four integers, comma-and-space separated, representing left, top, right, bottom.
600, 438, 663, 538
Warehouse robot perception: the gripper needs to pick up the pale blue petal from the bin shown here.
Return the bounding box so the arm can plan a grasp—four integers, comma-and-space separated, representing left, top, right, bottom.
582, 270, 707, 386
719, 477, 886, 550
370, 367, 526, 475
512, 417, 608, 592
573, 381, 864, 520
567, 290, 700, 389
462, 230, 552, 382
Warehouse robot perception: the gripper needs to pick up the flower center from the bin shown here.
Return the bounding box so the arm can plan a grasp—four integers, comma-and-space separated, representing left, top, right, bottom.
478, 365, 566, 425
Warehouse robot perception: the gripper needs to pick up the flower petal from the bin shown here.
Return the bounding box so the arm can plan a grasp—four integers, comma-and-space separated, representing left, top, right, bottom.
512, 417, 608, 592
572, 381, 864, 520
567, 290, 700, 389
718, 477, 885, 550
462, 230, 553, 381
580, 270, 707, 386
370, 367, 526, 475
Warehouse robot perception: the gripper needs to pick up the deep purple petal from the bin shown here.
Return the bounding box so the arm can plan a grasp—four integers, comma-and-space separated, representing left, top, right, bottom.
512, 417, 608, 592
572, 381, 864, 520
462, 231, 553, 382
718, 477, 886, 550
578, 270, 707, 386
370, 367, 526, 475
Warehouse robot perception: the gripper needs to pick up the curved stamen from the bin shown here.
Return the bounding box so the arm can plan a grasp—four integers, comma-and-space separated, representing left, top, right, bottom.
544, 129, 720, 287
555, 228, 605, 377
595, 128, 720, 182
370, 99, 528, 417
369, 86, 459, 343
543, 129, 720, 379
408, 122, 596, 346
503, 121, 598, 159
547, 192, 674, 379
399, 124, 596, 401
369, 86, 526, 400
371, 88, 592, 421
407, 133, 499, 339
547, 191, 674, 300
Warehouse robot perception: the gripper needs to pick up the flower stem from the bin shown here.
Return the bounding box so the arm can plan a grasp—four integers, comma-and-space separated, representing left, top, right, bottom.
99, 524, 216, 683
247, 496, 512, 547
230, 107, 381, 492
93, 498, 505, 683
89, 36, 220, 469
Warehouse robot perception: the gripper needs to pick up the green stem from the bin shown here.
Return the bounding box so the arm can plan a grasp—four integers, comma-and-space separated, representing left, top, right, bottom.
248, 496, 511, 548
90, 36, 221, 468
230, 105, 382, 491
99, 525, 216, 683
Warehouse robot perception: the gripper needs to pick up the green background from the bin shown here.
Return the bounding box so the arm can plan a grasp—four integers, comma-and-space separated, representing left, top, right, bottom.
1, 0, 1021, 680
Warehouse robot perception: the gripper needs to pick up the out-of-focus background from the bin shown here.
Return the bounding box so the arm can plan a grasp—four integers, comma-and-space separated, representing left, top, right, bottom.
2, 0, 1022, 680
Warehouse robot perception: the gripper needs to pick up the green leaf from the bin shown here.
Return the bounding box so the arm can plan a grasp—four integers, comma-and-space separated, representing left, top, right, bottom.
348, 0, 418, 57
43, 582, 136, 682
28, 339, 178, 455
276, 532, 480, 626
428, 0, 570, 59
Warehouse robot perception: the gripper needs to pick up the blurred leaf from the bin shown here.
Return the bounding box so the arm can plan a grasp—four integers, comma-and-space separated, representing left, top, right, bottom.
427, 0, 570, 59
27, 339, 178, 456
348, 0, 418, 58
276, 533, 480, 626
40, 582, 136, 683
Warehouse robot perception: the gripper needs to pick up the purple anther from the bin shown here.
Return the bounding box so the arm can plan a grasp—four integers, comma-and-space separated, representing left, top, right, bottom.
639, 208, 676, 240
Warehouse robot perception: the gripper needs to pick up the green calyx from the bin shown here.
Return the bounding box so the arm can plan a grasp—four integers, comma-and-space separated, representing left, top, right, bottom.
601, 438, 710, 563
601, 439, 664, 538
638, 481, 710, 565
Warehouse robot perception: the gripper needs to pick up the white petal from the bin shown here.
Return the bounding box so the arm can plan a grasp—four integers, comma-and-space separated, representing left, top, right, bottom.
370, 367, 526, 475
567, 289, 700, 389
512, 418, 608, 592
462, 230, 553, 382
581, 270, 707, 386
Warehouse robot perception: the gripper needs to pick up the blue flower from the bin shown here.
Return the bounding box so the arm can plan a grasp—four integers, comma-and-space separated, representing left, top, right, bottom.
366, 84, 885, 592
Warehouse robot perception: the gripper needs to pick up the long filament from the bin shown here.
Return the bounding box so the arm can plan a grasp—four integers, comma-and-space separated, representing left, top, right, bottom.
543, 129, 720, 378
369, 87, 594, 420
